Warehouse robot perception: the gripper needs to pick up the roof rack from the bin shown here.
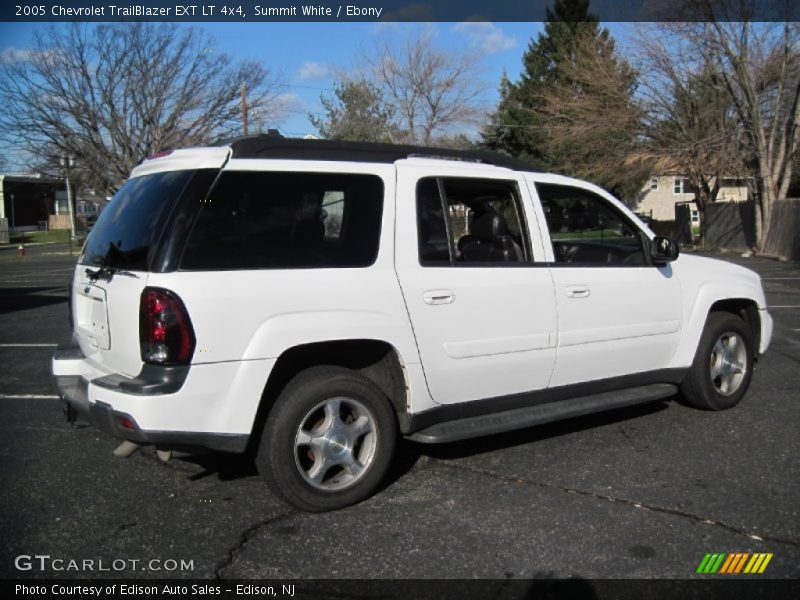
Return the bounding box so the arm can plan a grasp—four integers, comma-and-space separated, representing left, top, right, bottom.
222, 135, 539, 172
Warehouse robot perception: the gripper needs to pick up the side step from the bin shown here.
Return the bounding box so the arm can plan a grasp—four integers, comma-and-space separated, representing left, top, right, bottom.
406, 383, 678, 444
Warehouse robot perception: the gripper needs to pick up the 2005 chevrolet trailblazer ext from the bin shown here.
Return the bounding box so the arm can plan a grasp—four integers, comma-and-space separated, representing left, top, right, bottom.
52, 136, 772, 511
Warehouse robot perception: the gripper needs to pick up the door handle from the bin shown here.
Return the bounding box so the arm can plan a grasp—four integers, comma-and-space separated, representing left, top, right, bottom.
565, 285, 590, 299
423, 289, 455, 305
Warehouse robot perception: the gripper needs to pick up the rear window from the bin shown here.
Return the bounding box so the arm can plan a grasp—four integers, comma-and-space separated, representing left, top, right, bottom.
180, 171, 384, 270
80, 170, 195, 270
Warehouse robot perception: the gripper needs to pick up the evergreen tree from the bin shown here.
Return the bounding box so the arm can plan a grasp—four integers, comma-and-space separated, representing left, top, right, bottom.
310, 80, 399, 143
483, 0, 604, 167
482, 0, 646, 200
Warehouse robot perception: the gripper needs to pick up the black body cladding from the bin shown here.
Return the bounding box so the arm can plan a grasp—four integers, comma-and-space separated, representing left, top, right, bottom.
225, 135, 540, 172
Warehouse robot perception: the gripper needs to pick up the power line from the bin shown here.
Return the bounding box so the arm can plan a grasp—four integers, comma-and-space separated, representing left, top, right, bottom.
279, 82, 501, 104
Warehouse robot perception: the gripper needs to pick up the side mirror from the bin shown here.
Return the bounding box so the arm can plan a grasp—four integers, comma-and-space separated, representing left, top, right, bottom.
650, 236, 679, 264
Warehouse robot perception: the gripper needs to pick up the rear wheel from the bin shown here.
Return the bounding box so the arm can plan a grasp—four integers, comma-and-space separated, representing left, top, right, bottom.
681, 312, 754, 410
256, 366, 397, 512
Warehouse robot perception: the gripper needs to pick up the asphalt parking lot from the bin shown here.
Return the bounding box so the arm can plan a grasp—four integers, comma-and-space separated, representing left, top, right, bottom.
0, 243, 798, 585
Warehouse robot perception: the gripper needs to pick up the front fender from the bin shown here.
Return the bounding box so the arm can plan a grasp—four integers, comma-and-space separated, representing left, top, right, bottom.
669, 280, 767, 369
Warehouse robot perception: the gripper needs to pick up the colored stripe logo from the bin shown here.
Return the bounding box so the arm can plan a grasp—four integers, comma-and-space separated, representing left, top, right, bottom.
696, 553, 773, 574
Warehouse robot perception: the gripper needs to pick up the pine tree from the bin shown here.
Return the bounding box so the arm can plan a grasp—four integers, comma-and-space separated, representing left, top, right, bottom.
483, 0, 604, 168
310, 80, 400, 143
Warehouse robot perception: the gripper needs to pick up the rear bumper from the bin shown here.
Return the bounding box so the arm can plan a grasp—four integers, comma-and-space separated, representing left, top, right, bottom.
52, 341, 265, 453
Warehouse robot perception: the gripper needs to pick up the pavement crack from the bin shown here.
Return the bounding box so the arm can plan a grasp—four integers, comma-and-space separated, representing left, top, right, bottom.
435, 459, 800, 548
213, 510, 296, 580
97, 521, 138, 545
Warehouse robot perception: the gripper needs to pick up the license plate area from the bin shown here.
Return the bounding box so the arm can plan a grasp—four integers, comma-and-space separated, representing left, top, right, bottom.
75, 284, 111, 350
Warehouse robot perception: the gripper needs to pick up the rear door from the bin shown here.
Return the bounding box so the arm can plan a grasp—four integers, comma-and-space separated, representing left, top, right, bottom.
394, 161, 558, 406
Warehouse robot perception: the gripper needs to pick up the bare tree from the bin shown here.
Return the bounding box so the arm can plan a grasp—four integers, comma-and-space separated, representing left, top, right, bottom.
367, 31, 487, 146
0, 23, 285, 196
654, 3, 800, 248
709, 20, 800, 247
635, 27, 747, 242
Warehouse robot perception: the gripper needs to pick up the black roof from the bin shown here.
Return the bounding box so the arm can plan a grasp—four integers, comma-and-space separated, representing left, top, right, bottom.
223, 135, 539, 172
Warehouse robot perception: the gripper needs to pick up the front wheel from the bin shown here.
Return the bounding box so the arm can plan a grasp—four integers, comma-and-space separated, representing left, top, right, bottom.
680, 312, 754, 410
256, 366, 397, 512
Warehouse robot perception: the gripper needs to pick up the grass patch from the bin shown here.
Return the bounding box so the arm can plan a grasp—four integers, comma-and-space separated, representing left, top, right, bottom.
10, 229, 72, 244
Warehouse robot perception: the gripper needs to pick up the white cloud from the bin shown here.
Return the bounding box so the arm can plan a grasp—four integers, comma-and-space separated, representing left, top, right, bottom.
452, 22, 517, 54
274, 92, 304, 114
297, 61, 327, 81
278, 91, 302, 105
1, 47, 38, 63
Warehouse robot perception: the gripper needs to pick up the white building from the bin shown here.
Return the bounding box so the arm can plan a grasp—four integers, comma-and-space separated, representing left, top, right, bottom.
637, 170, 749, 223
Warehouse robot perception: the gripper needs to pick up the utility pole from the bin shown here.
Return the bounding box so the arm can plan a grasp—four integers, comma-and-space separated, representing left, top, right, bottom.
241, 82, 249, 136
60, 155, 76, 241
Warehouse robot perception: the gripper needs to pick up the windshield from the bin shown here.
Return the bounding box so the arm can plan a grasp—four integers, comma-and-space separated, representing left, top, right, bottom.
80, 170, 195, 270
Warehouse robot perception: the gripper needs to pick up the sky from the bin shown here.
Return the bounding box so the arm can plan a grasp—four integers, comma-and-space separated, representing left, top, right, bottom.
0, 20, 636, 171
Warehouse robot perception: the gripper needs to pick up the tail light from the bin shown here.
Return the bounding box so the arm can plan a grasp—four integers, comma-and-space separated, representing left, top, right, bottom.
139, 287, 195, 365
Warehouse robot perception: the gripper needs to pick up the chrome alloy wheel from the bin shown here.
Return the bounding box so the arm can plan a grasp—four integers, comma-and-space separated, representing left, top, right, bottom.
709, 331, 747, 396
294, 396, 377, 491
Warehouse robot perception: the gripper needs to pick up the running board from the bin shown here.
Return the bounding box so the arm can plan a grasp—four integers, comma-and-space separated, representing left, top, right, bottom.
406, 383, 678, 444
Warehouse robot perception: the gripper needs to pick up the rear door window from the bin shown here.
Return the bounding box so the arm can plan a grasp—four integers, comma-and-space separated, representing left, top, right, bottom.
80, 170, 196, 270
417, 176, 530, 266
180, 171, 384, 270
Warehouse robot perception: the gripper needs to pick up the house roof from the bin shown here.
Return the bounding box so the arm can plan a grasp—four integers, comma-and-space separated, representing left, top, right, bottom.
0, 173, 63, 184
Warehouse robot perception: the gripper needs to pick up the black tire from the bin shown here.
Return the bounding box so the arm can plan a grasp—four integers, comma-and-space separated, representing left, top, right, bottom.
256, 366, 397, 512
680, 312, 754, 411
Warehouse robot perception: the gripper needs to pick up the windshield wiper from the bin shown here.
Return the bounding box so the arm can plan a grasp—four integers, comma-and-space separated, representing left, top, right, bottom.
84, 242, 141, 282
85, 265, 139, 282
85, 266, 115, 282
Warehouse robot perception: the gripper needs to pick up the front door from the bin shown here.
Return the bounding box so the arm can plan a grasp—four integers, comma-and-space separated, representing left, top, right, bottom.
530, 180, 683, 388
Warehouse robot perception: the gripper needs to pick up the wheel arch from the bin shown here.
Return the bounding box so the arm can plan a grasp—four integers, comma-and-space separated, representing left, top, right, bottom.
708, 298, 761, 358
246, 339, 409, 453
670, 282, 765, 369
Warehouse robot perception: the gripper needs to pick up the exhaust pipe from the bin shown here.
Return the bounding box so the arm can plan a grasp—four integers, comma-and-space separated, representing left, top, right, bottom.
112, 440, 141, 458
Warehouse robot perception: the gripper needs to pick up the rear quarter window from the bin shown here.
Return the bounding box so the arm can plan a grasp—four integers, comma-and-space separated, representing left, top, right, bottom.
180, 171, 384, 270
81, 170, 196, 271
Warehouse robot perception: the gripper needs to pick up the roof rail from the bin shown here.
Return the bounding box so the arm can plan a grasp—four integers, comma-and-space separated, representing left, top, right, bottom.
221, 135, 539, 172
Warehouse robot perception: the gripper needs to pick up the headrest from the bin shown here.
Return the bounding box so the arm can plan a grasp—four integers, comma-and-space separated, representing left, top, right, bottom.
472, 212, 510, 241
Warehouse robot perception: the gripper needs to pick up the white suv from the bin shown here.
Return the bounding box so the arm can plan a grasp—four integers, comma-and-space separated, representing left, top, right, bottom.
52, 136, 773, 511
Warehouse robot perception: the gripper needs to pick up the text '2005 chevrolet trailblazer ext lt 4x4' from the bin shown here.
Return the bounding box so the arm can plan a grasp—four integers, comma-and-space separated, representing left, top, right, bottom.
53, 136, 773, 512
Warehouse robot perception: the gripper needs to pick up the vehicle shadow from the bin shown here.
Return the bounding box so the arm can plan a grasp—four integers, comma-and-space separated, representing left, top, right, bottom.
160, 400, 673, 491
163, 449, 260, 482
413, 399, 672, 460
0, 287, 68, 314
383, 399, 673, 488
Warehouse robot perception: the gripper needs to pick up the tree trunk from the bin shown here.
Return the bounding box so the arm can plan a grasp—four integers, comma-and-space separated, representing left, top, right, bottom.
757, 190, 775, 251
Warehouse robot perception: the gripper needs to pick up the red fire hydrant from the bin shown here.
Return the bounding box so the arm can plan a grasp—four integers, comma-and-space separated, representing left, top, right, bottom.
17, 245, 25, 257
